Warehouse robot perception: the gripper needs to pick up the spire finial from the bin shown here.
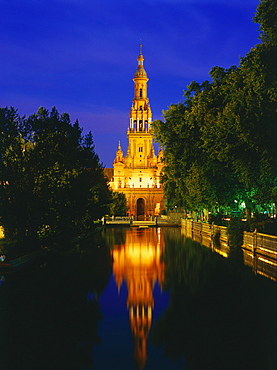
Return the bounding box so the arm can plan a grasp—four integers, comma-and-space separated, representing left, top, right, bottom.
139, 41, 143, 55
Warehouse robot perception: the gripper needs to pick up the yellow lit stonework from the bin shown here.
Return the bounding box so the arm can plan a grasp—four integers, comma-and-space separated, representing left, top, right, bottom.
108, 46, 164, 219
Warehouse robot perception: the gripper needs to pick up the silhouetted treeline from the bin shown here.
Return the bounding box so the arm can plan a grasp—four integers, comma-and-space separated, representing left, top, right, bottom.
0, 106, 111, 251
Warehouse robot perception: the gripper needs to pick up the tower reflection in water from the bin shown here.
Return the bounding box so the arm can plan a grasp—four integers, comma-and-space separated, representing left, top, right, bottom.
112, 227, 164, 369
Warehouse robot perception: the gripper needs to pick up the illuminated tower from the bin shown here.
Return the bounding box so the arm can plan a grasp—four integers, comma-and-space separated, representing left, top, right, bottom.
127, 43, 153, 169
108, 45, 164, 219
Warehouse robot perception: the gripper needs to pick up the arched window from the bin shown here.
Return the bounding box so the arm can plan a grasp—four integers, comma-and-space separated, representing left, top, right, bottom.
139, 89, 142, 98
138, 146, 143, 152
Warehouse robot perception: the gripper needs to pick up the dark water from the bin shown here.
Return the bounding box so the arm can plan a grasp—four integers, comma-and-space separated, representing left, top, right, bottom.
1, 227, 277, 370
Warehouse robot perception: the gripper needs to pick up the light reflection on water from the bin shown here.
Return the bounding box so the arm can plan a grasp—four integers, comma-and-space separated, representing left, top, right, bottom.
2, 227, 277, 369
94, 227, 182, 369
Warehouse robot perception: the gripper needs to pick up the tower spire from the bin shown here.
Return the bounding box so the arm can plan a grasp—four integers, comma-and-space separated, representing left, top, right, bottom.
130, 45, 151, 133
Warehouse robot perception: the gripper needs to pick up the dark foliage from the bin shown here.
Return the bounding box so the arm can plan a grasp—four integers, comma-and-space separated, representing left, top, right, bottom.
0, 106, 111, 250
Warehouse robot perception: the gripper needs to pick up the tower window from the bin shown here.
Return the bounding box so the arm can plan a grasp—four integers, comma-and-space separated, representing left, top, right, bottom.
139, 178, 142, 182
139, 89, 142, 98
138, 147, 143, 152
139, 105, 142, 110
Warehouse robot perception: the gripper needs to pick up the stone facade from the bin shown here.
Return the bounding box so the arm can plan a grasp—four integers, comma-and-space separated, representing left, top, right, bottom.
107, 46, 164, 219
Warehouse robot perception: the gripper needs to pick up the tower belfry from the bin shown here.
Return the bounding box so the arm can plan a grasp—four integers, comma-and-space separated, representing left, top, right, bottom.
108, 46, 164, 219
126, 45, 156, 171
129, 43, 152, 133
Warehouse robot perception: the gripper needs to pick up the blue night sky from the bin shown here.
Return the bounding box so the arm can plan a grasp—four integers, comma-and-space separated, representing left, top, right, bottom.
1, 0, 261, 167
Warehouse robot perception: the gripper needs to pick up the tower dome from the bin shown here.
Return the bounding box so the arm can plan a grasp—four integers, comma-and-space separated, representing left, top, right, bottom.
134, 45, 148, 78
134, 67, 148, 78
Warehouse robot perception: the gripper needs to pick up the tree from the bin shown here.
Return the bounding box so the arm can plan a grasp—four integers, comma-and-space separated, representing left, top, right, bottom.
0, 107, 111, 246
153, 85, 241, 215
254, 0, 277, 46
153, 0, 277, 218
109, 192, 128, 217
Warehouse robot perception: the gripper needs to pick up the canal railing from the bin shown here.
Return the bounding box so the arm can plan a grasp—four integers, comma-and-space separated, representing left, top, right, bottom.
104, 217, 131, 225
104, 216, 179, 226
181, 219, 277, 281
181, 219, 229, 257
243, 231, 277, 280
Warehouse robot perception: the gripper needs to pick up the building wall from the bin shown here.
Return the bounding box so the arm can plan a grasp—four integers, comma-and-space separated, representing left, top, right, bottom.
116, 187, 164, 219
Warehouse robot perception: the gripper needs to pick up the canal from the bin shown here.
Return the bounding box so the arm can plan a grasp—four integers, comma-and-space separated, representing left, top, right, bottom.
1, 226, 277, 369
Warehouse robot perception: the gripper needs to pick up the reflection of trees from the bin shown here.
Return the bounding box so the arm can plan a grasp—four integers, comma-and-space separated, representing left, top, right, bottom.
5, 240, 112, 369
101, 227, 127, 249
162, 230, 215, 295
152, 231, 272, 370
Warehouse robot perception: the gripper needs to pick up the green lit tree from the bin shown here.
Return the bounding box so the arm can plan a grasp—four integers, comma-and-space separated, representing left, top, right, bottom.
108, 191, 128, 217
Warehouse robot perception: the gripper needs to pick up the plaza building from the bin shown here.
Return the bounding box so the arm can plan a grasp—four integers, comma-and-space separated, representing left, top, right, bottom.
106, 46, 164, 220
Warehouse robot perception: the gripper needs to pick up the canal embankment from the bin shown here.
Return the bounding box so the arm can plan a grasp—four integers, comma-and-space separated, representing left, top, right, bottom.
181, 218, 277, 281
